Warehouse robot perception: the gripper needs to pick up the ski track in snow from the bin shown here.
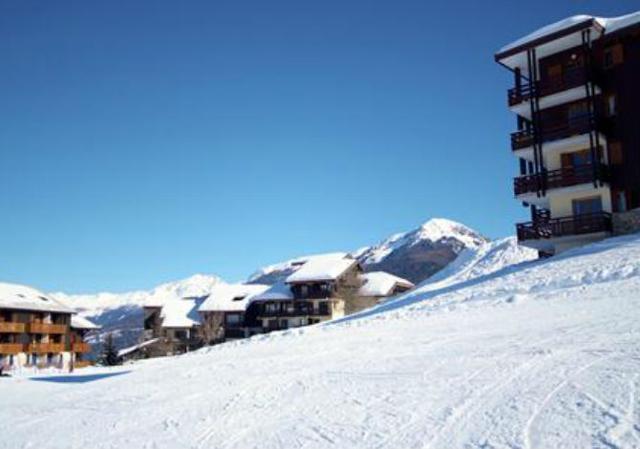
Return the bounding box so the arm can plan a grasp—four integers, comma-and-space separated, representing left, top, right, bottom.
2, 234, 640, 449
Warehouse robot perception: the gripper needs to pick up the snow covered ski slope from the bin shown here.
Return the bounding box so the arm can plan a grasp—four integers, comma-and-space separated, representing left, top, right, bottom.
1, 234, 640, 449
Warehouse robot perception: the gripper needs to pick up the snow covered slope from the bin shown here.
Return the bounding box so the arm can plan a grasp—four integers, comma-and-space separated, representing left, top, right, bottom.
3, 233, 640, 449
52, 274, 223, 353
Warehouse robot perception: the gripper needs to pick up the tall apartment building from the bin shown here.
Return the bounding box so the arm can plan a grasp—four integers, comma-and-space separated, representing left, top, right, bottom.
495, 12, 640, 255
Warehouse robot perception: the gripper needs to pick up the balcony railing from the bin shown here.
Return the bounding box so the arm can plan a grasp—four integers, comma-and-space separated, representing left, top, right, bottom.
511, 113, 595, 151
258, 304, 331, 318
72, 342, 91, 353
0, 322, 26, 333
26, 343, 66, 353
516, 212, 612, 241
27, 322, 68, 334
514, 164, 609, 196
0, 343, 24, 354
508, 67, 588, 106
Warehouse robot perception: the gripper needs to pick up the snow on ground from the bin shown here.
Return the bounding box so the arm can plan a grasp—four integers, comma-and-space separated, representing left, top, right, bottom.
2, 234, 640, 449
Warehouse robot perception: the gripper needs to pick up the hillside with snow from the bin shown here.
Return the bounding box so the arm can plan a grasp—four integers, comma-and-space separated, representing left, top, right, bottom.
3, 233, 640, 448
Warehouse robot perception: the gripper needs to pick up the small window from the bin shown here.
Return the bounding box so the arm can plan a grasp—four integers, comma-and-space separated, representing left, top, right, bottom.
609, 142, 623, 165
225, 314, 241, 325
604, 44, 624, 69
231, 296, 245, 302
606, 94, 617, 117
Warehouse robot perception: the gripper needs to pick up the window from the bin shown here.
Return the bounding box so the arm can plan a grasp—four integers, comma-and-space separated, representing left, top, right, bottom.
568, 102, 589, 122
225, 314, 241, 325
546, 63, 562, 80
561, 149, 591, 168
572, 197, 603, 216
609, 142, 623, 165
299, 285, 308, 297
617, 191, 628, 213
605, 94, 617, 117
604, 44, 624, 69
231, 296, 245, 302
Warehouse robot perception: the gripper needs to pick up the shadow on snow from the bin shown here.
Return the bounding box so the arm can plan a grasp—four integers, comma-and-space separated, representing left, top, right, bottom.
30, 371, 130, 384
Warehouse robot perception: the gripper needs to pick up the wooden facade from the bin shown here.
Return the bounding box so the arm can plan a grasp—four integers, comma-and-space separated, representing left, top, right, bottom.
0, 308, 96, 370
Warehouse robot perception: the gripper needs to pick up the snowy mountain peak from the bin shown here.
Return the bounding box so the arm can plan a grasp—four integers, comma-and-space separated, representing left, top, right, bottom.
357, 218, 487, 267
414, 218, 486, 249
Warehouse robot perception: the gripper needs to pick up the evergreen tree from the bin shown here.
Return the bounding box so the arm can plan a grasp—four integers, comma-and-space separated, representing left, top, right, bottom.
101, 333, 120, 366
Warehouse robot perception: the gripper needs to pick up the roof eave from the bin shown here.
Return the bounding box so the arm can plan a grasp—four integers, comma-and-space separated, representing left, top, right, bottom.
495, 18, 602, 62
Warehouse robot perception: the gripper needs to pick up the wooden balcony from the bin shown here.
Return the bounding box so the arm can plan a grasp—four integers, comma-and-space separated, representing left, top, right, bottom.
72, 342, 91, 353
27, 322, 67, 334
511, 113, 595, 151
25, 342, 66, 353
0, 322, 26, 333
258, 303, 330, 318
514, 164, 609, 196
0, 343, 24, 354
516, 212, 612, 241
74, 360, 92, 368
508, 67, 588, 106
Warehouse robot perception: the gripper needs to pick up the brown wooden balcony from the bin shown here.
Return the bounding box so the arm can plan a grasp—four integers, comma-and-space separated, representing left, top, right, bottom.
27, 322, 67, 334
0, 343, 24, 354
514, 164, 609, 196
516, 212, 612, 241
26, 342, 66, 353
72, 342, 91, 353
508, 67, 588, 106
0, 322, 26, 333
511, 113, 595, 150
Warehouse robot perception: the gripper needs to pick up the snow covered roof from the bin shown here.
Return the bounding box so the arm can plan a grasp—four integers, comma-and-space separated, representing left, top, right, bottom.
285, 253, 358, 284
358, 272, 414, 297
0, 282, 76, 314
497, 11, 640, 60
160, 296, 202, 328
251, 282, 294, 302
198, 283, 270, 312
71, 315, 100, 330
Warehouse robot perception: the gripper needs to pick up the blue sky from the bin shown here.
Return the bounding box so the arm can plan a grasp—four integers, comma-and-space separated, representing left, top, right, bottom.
0, 0, 637, 293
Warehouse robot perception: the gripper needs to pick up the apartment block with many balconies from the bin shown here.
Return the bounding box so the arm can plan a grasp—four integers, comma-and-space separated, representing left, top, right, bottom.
495, 12, 640, 256
0, 282, 99, 372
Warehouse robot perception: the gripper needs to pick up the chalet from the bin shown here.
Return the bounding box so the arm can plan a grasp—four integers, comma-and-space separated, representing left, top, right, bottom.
0, 282, 99, 372
143, 294, 204, 356
70, 315, 100, 368
496, 12, 640, 255
197, 283, 269, 343
248, 254, 413, 332
353, 271, 414, 313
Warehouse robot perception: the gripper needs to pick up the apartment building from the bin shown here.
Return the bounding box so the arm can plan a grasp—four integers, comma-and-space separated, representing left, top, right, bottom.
0, 282, 98, 371
495, 12, 640, 255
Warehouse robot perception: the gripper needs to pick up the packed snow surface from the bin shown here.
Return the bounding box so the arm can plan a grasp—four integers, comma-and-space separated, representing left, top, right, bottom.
2, 234, 640, 449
